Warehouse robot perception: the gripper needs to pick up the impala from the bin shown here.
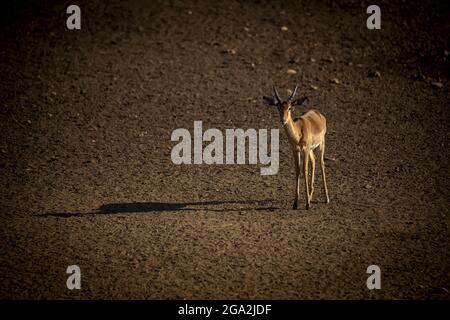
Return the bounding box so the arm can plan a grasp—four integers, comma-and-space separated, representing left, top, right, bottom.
263, 85, 329, 210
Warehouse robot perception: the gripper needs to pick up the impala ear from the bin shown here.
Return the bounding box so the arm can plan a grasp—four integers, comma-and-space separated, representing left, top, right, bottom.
262, 96, 276, 106
292, 96, 308, 107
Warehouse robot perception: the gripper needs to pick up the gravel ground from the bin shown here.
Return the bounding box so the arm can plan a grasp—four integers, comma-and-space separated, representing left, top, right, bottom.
0, 0, 449, 299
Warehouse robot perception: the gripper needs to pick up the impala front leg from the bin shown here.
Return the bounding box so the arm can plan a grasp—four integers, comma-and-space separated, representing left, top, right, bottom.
293, 151, 301, 209
303, 149, 311, 210
309, 150, 316, 201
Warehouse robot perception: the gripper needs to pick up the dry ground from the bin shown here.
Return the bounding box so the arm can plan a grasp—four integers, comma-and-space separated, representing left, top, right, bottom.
0, 0, 449, 299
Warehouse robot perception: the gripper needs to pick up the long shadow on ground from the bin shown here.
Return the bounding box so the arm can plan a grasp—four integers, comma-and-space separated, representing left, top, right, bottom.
36, 200, 279, 218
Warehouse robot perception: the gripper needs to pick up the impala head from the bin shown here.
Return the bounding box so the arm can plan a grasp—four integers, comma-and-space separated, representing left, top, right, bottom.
263, 85, 308, 125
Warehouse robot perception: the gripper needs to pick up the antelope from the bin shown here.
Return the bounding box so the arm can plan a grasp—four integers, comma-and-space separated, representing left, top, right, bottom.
263, 85, 329, 210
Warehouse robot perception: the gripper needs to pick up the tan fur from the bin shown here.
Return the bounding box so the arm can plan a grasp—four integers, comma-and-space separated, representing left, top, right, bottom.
279, 102, 329, 209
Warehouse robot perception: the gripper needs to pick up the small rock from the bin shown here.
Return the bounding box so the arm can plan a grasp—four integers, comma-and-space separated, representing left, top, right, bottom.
287, 69, 297, 75
368, 70, 381, 78
138, 131, 148, 137
243, 27, 250, 32
281, 26, 288, 32
431, 81, 443, 88
187, 10, 192, 15
310, 58, 316, 62
229, 49, 236, 55
330, 78, 340, 84
310, 85, 319, 90
364, 184, 371, 189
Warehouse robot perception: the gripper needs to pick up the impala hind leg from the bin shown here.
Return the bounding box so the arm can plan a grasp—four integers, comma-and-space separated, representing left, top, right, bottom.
309, 150, 316, 201
320, 141, 330, 203
303, 149, 311, 210
293, 151, 301, 209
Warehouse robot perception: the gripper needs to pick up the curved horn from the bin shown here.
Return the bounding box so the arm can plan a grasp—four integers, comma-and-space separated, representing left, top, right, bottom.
273, 86, 281, 103
289, 84, 298, 101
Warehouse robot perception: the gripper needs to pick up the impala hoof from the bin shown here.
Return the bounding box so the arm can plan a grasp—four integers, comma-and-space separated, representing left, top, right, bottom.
306, 203, 310, 210
292, 201, 298, 210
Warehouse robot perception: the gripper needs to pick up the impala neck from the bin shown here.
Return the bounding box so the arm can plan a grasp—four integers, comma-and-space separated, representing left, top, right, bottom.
282, 112, 301, 144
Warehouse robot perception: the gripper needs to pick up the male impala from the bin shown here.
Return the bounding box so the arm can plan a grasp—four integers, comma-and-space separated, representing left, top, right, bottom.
263, 85, 329, 210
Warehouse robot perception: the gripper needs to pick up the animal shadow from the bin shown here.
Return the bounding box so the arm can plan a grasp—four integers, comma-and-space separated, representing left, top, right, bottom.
37, 200, 279, 218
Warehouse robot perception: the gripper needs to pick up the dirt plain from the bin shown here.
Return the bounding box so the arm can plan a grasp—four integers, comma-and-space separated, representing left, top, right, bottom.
0, 0, 449, 299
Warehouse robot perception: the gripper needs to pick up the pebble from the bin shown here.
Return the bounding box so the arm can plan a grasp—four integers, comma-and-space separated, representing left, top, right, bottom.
330, 78, 340, 84
368, 70, 381, 78
431, 81, 443, 88
310, 85, 319, 90
287, 69, 297, 75
281, 26, 288, 32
